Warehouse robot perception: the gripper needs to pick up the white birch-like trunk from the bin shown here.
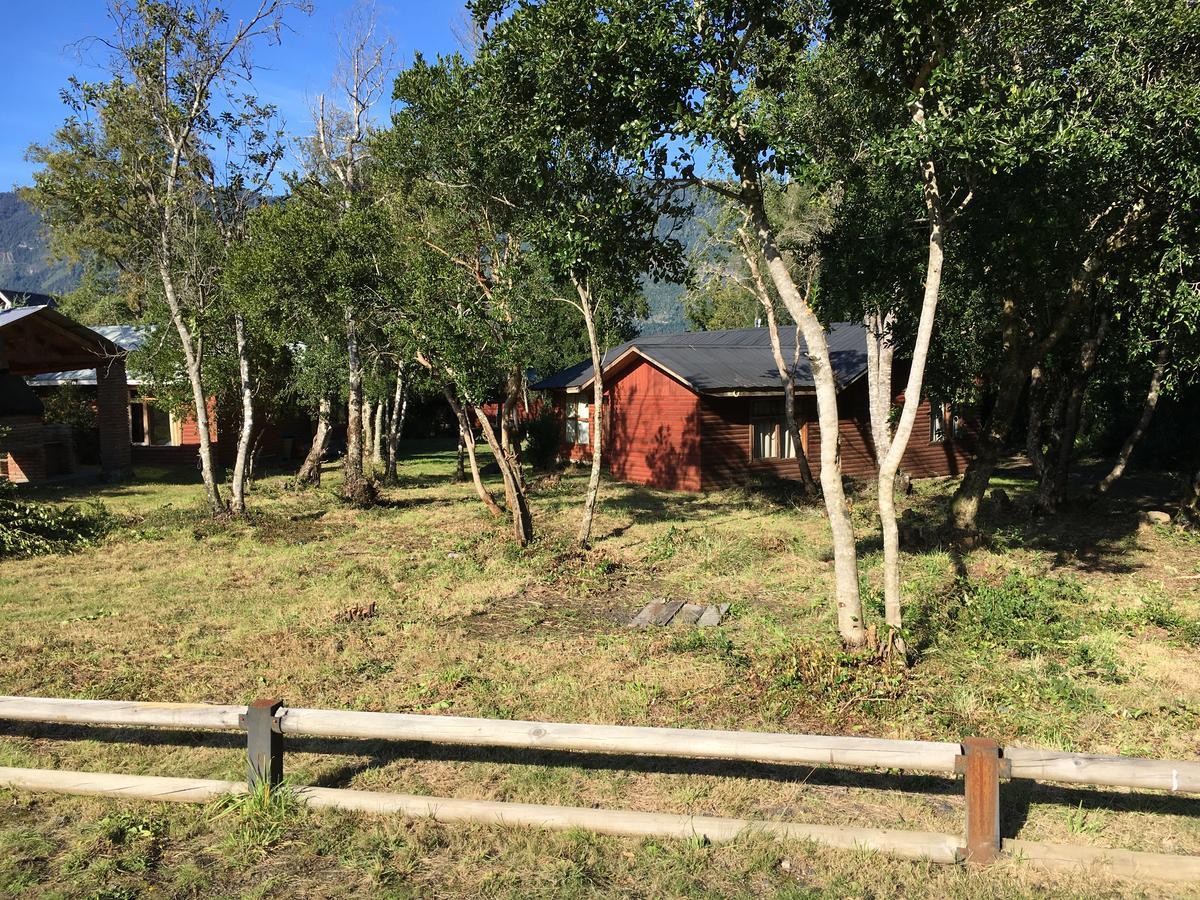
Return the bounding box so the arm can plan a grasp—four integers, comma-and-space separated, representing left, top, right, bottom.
385, 363, 406, 482
742, 183, 865, 647
574, 276, 604, 548
474, 403, 533, 545
297, 396, 331, 486
159, 262, 224, 515
343, 308, 367, 501
876, 157, 947, 658
229, 313, 255, 516
443, 384, 501, 516
372, 400, 385, 464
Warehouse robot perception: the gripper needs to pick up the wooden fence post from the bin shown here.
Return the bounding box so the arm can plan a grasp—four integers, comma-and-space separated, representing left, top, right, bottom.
957, 737, 1007, 864
241, 698, 283, 791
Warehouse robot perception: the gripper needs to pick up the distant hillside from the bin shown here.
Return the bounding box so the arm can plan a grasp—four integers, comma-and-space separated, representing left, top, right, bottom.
0, 185, 702, 332
0, 191, 79, 295
635, 187, 719, 335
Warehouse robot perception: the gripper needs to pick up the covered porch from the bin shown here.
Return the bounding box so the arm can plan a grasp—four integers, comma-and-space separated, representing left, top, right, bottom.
0, 305, 132, 483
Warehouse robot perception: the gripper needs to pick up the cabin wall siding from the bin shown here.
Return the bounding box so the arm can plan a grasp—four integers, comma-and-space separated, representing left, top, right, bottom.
551, 367, 973, 494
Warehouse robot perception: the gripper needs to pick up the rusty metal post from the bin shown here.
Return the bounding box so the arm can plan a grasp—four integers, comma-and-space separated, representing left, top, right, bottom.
956, 737, 1007, 864
240, 698, 283, 791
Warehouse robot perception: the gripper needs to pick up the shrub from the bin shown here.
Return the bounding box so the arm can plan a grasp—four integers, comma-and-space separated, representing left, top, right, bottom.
959, 572, 1085, 656
0, 483, 116, 559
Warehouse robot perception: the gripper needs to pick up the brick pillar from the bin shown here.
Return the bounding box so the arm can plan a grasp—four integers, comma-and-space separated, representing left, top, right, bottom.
96, 358, 133, 481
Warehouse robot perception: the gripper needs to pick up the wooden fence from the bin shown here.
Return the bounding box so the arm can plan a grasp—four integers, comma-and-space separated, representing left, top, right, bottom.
0, 695, 1198, 882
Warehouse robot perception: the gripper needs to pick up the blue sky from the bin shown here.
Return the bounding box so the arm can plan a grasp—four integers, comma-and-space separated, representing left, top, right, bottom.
0, 1, 469, 190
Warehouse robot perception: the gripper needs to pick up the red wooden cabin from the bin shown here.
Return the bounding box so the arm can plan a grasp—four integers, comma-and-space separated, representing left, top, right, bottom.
533, 324, 974, 493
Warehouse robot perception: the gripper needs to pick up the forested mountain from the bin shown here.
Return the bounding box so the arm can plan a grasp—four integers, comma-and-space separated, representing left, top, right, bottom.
0, 189, 703, 332
0, 191, 79, 295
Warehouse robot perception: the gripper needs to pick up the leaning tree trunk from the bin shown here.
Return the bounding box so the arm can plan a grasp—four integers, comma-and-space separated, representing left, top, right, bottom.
1093, 346, 1169, 498
574, 276, 605, 548
500, 369, 526, 493
876, 157, 947, 659
949, 300, 1028, 534
474, 403, 533, 546
864, 307, 896, 467
230, 313, 255, 516
159, 263, 223, 515
385, 363, 406, 483
297, 396, 332, 487
742, 233, 818, 496
443, 384, 501, 517
742, 176, 865, 647
342, 309, 369, 503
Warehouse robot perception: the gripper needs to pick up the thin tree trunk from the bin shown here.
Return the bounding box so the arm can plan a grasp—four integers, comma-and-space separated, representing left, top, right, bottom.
297, 396, 331, 487
1093, 346, 1168, 498
385, 363, 406, 482
501, 369, 526, 493
372, 400, 385, 464
1037, 316, 1108, 513
159, 263, 223, 515
474, 402, 533, 545
864, 307, 896, 467
343, 308, 368, 502
443, 384, 501, 516
1025, 364, 1048, 482
949, 300, 1027, 533
876, 156, 947, 660
455, 435, 467, 482
229, 312, 255, 516
741, 230, 818, 495
741, 175, 864, 647
361, 398, 375, 471
574, 275, 605, 548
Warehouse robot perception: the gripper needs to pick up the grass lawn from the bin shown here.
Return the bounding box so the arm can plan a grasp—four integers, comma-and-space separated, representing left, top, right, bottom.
1, 440, 1199, 898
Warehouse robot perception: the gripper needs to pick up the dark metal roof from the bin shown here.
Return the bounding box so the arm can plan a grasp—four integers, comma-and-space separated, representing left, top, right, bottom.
0, 289, 58, 309
531, 322, 868, 394
25, 325, 148, 386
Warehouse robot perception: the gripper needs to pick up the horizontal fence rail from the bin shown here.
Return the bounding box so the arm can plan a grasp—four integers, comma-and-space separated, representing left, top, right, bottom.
1, 695, 1198, 882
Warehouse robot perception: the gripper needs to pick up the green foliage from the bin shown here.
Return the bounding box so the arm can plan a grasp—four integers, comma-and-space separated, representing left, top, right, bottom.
0, 484, 115, 559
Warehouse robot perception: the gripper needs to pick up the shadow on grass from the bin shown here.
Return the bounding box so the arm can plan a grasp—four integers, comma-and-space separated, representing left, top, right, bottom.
8, 720, 1197, 832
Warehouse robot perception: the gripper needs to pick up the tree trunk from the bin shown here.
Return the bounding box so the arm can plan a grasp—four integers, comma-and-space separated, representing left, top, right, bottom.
1025, 364, 1048, 481
443, 384, 501, 516
361, 397, 375, 471
229, 313, 255, 516
864, 307, 895, 467
297, 396, 331, 487
455, 435, 467, 482
385, 363, 406, 483
876, 157, 947, 660
574, 275, 605, 548
1093, 346, 1168, 498
949, 300, 1027, 533
741, 230, 818, 495
741, 175, 865, 647
474, 402, 533, 545
501, 369, 526, 493
372, 400, 385, 464
343, 308, 368, 503
158, 263, 223, 515
1036, 316, 1107, 513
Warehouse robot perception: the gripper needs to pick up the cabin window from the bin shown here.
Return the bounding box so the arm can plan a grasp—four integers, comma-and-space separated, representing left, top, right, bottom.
930, 403, 960, 443
565, 400, 590, 445
129, 399, 176, 446
750, 398, 797, 460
